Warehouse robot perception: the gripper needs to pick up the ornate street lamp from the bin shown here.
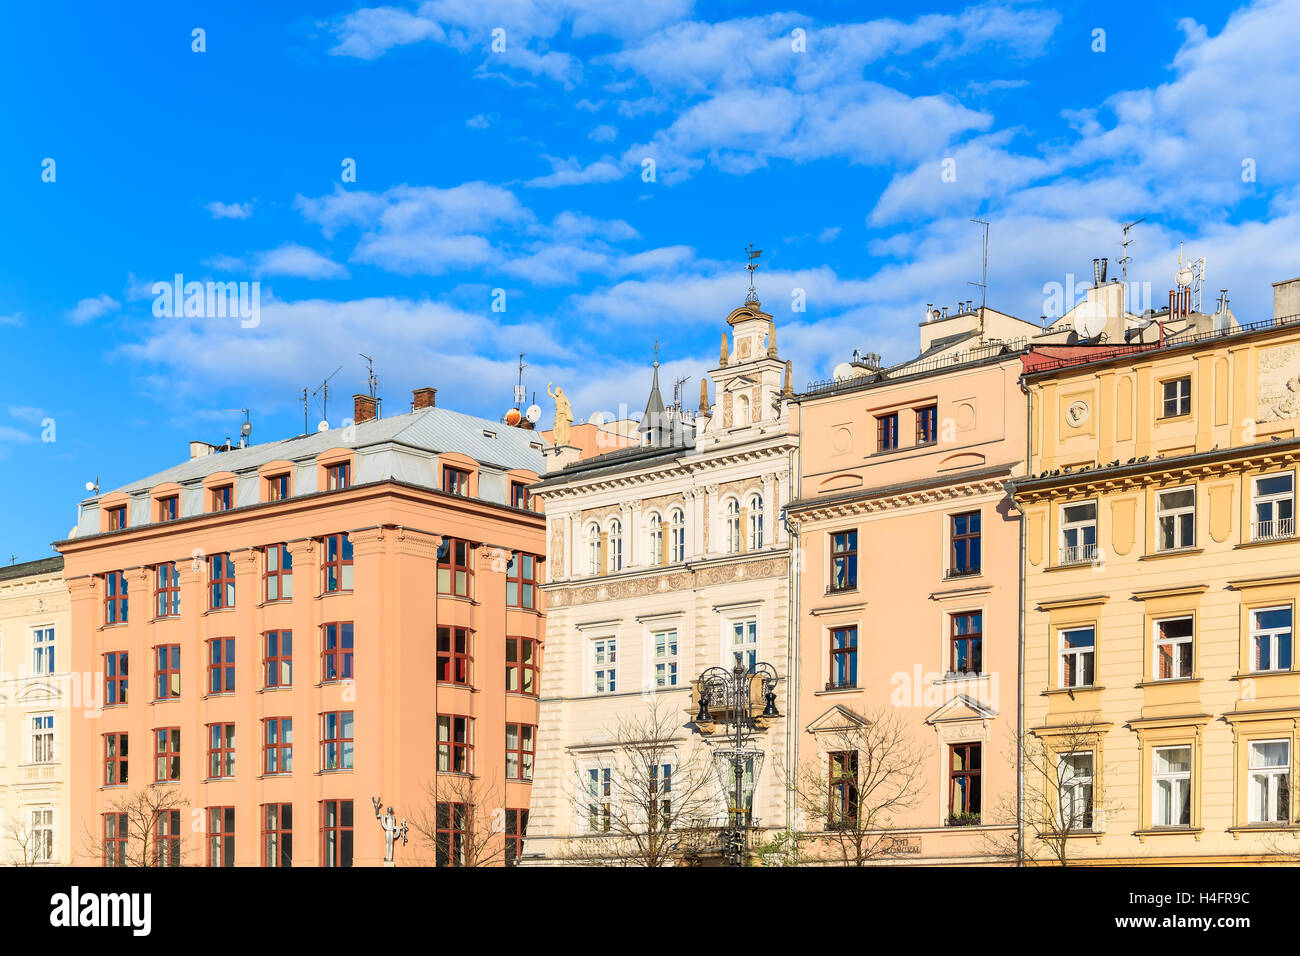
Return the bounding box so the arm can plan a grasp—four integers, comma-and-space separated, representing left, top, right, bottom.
695, 653, 780, 866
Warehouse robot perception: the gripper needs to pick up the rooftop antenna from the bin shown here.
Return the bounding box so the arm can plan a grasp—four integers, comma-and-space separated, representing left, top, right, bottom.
672, 375, 688, 413
969, 219, 989, 343
514, 353, 528, 409
220, 408, 252, 446
310, 366, 342, 429
360, 353, 378, 400
1120, 217, 1145, 284
744, 244, 762, 304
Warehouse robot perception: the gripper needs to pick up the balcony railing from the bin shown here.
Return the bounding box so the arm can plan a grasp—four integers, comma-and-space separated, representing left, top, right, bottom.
944, 566, 981, 580
1058, 542, 1099, 566
1253, 517, 1296, 541
824, 680, 857, 691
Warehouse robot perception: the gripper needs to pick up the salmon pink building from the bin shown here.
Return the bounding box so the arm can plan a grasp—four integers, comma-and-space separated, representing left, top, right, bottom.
58, 390, 545, 867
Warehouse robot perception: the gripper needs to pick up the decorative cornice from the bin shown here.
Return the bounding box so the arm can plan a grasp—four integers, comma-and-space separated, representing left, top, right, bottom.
547, 555, 787, 608
787, 475, 1010, 526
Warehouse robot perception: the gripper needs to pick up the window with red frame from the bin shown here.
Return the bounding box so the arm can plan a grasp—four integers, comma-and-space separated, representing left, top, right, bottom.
263, 717, 292, 774
828, 751, 859, 829
263, 804, 292, 868
211, 484, 233, 512
104, 570, 128, 625
157, 495, 178, 522
107, 505, 127, 531
156, 809, 182, 866
207, 723, 235, 778
104, 651, 127, 706
435, 802, 468, 867
154, 645, 180, 700
916, 404, 939, 445
510, 481, 531, 510
876, 412, 899, 451
325, 462, 351, 491
264, 630, 292, 688
207, 807, 235, 867
437, 715, 472, 773
104, 732, 128, 786
267, 473, 289, 501
506, 638, 539, 696
208, 553, 235, 609
949, 742, 981, 822
506, 723, 535, 781
442, 466, 471, 496
506, 552, 538, 609
103, 813, 129, 867
155, 562, 180, 618
321, 533, 354, 592
321, 711, 354, 771
437, 538, 472, 596
504, 808, 528, 866
208, 637, 235, 694
320, 799, 353, 867
321, 622, 353, 682
950, 611, 983, 675
155, 727, 181, 782
436, 626, 472, 685
264, 544, 293, 601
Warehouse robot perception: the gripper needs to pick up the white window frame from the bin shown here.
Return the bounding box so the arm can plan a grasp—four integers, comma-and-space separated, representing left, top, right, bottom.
1161, 376, 1191, 418
649, 759, 675, 830
729, 618, 758, 672
1058, 626, 1096, 689
585, 763, 613, 832
1058, 501, 1098, 566
30, 713, 54, 764
586, 524, 601, 576
1248, 738, 1290, 825
669, 508, 686, 563
1251, 605, 1293, 673
653, 629, 679, 688
1155, 486, 1196, 551
607, 519, 623, 573
592, 637, 617, 695
1153, 615, 1194, 681
647, 512, 663, 566
1057, 751, 1095, 832
747, 494, 764, 551
30, 805, 54, 863
31, 626, 55, 676
1152, 745, 1192, 827
1252, 471, 1296, 541
724, 498, 741, 555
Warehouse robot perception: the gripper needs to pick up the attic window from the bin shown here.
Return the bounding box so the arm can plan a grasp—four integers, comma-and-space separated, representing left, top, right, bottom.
529, 442, 543, 451
482, 429, 497, 439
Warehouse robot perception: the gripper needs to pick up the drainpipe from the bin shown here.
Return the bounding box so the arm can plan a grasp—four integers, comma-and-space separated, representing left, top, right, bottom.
784, 441, 801, 853
1016, 382, 1032, 868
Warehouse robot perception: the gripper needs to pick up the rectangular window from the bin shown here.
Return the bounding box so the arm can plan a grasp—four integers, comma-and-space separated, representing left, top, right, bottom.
830, 530, 858, 591
828, 751, 858, 829
437, 538, 472, 597
321, 533, 354, 593
1059, 626, 1095, 689
31, 807, 54, 862
1252, 606, 1293, 672
211, 484, 233, 512
948, 743, 981, 822
267, 473, 289, 501
506, 637, 539, 696
321, 622, 354, 682
155, 728, 181, 782
32, 626, 55, 675
263, 717, 293, 775
505, 723, 535, 781
104, 651, 127, 705
31, 714, 54, 763
207, 723, 235, 779
264, 544, 293, 601
104, 571, 128, 624
264, 630, 293, 688
157, 495, 178, 522
950, 611, 982, 675
208, 553, 235, 609
654, 629, 679, 688
326, 462, 351, 491
649, 762, 672, 832
1253, 472, 1296, 541
207, 637, 235, 694
155, 562, 180, 618
443, 466, 471, 496
321, 711, 354, 771
829, 626, 857, 689
510, 481, 531, 510
263, 804, 292, 868
950, 511, 981, 576
103, 813, 129, 867
155, 809, 182, 866
731, 619, 758, 672
108, 505, 127, 531
1154, 616, 1194, 680
587, 767, 611, 831
1153, 745, 1192, 827
506, 552, 537, 609
1059, 501, 1098, 565
155, 644, 180, 699
437, 715, 472, 773
320, 800, 353, 867
1156, 487, 1196, 551
435, 802, 468, 867
505, 809, 528, 866
877, 412, 899, 451
1059, 753, 1094, 831
1248, 740, 1290, 825
207, 807, 235, 867
1161, 376, 1192, 418
437, 627, 472, 685
104, 732, 128, 786
593, 638, 616, 694
916, 404, 938, 445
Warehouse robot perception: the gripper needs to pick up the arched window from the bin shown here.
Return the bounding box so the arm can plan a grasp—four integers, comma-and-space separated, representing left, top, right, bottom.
669, 508, 686, 563
748, 493, 764, 551
587, 524, 602, 576
608, 519, 623, 573
735, 395, 751, 428
725, 498, 741, 554
648, 513, 663, 566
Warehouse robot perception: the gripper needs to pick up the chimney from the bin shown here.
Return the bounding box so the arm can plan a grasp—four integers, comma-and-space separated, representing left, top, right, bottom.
413, 387, 437, 410
1099, 258, 1108, 283
353, 393, 378, 425
190, 440, 215, 459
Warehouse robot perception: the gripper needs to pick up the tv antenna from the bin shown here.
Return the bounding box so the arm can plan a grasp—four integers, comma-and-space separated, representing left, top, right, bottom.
305, 366, 342, 432
360, 353, 378, 400
969, 219, 989, 342
672, 375, 689, 413
514, 353, 528, 408
744, 244, 762, 303
219, 408, 252, 445
1120, 217, 1145, 284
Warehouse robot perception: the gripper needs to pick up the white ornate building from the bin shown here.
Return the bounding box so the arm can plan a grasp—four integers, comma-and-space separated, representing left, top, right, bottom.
524, 298, 799, 862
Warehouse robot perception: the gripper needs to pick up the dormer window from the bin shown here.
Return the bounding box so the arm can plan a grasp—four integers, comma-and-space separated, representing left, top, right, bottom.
107, 505, 128, 531
267, 473, 289, 501
158, 496, 178, 522
326, 462, 351, 491
443, 466, 471, 497
511, 481, 531, 510
211, 485, 233, 513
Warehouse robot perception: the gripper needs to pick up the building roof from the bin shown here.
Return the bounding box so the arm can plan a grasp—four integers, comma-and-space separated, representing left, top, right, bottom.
0, 555, 64, 582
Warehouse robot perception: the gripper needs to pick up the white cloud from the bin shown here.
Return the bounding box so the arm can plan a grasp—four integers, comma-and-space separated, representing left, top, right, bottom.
525, 156, 623, 187
8, 405, 45, 424
588, 124, 618, 142
206, 200, 255, 220
255, 244, 349, 279
66, 294, 120, 324
0, 312, 24, 327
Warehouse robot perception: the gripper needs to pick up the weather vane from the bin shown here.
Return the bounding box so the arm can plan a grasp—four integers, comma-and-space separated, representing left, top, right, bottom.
744, 244, 762, 303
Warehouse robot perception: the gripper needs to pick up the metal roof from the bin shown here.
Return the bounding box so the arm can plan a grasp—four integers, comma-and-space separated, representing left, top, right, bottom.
0, 555, 64, 582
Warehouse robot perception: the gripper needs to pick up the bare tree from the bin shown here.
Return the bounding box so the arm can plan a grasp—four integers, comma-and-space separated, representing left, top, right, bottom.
80, 786, 192, 867
560, 698, 720, 866
4, 815, 45, 866
410, 773, 512, 867
787, 707, 928, 866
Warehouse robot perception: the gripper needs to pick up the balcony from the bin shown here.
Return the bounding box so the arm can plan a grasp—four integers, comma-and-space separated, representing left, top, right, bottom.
1252, 517, 1296, 542
1058, 543, 1098, 567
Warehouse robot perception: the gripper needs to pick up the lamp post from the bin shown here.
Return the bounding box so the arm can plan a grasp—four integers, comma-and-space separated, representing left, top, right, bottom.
695, 652, 780, 866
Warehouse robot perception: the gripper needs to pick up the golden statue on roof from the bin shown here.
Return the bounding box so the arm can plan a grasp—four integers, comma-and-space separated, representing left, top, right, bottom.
547, 382, 573, 447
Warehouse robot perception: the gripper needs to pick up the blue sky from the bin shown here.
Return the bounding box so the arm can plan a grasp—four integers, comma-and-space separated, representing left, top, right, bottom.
1, 0, 1296, 561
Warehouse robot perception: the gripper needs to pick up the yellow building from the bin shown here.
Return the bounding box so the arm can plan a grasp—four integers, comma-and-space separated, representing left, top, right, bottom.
0, 557, 71, 865
1012, 280, 1300, 864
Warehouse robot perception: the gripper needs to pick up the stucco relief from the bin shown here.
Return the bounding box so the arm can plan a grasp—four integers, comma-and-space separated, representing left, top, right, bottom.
549, 525, 565, 578
1257, 343, 1300, 422
547, 558, 785, 607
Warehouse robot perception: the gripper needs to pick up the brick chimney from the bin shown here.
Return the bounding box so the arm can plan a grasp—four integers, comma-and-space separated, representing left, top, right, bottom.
353, 393, 378, 424
413, 387, 437, 410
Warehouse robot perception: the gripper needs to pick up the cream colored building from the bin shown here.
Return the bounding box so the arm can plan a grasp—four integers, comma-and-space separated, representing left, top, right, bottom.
524, 298, 798, 863
0, 557, 71, 865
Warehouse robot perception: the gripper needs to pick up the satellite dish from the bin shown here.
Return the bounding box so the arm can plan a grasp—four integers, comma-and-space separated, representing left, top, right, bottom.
68, 526, 79, 539
1175, 268, 1194, 288
525, 404, 542, 424
833, 362, 854, 381
1075, 301, 1107, 340
317, 420, 330, 433
240, 422, 252, 438
84, 481, 96, 492
587, 412, 607, 426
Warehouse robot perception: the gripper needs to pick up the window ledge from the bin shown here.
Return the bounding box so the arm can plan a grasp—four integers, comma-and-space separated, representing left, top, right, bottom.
1236, 534, 1300, 550
1139, 548, 1203, 562
1043, 685, 1105, 696
1137, 677, 1204, 689
1228, 670, 1297, 681
316, 768, 355, 775
1228, 824, 1300, 835
815, 685, 860, 697
202, 607, 236, 616
1135, 826, 1203, 838
933, 672, 988, 684
436, 682, 477, 691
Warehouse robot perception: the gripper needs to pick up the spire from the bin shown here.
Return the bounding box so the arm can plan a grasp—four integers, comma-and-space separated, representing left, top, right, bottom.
719, 331, 729, 367
767, 318, 778, 358
699, 377, 711, 414
638, 343, 670, 445
745, 244, 762, 305
781, 360, 794, 399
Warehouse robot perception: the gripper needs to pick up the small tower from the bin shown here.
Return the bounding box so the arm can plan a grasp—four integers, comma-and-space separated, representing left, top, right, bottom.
638, 342, 671, 447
